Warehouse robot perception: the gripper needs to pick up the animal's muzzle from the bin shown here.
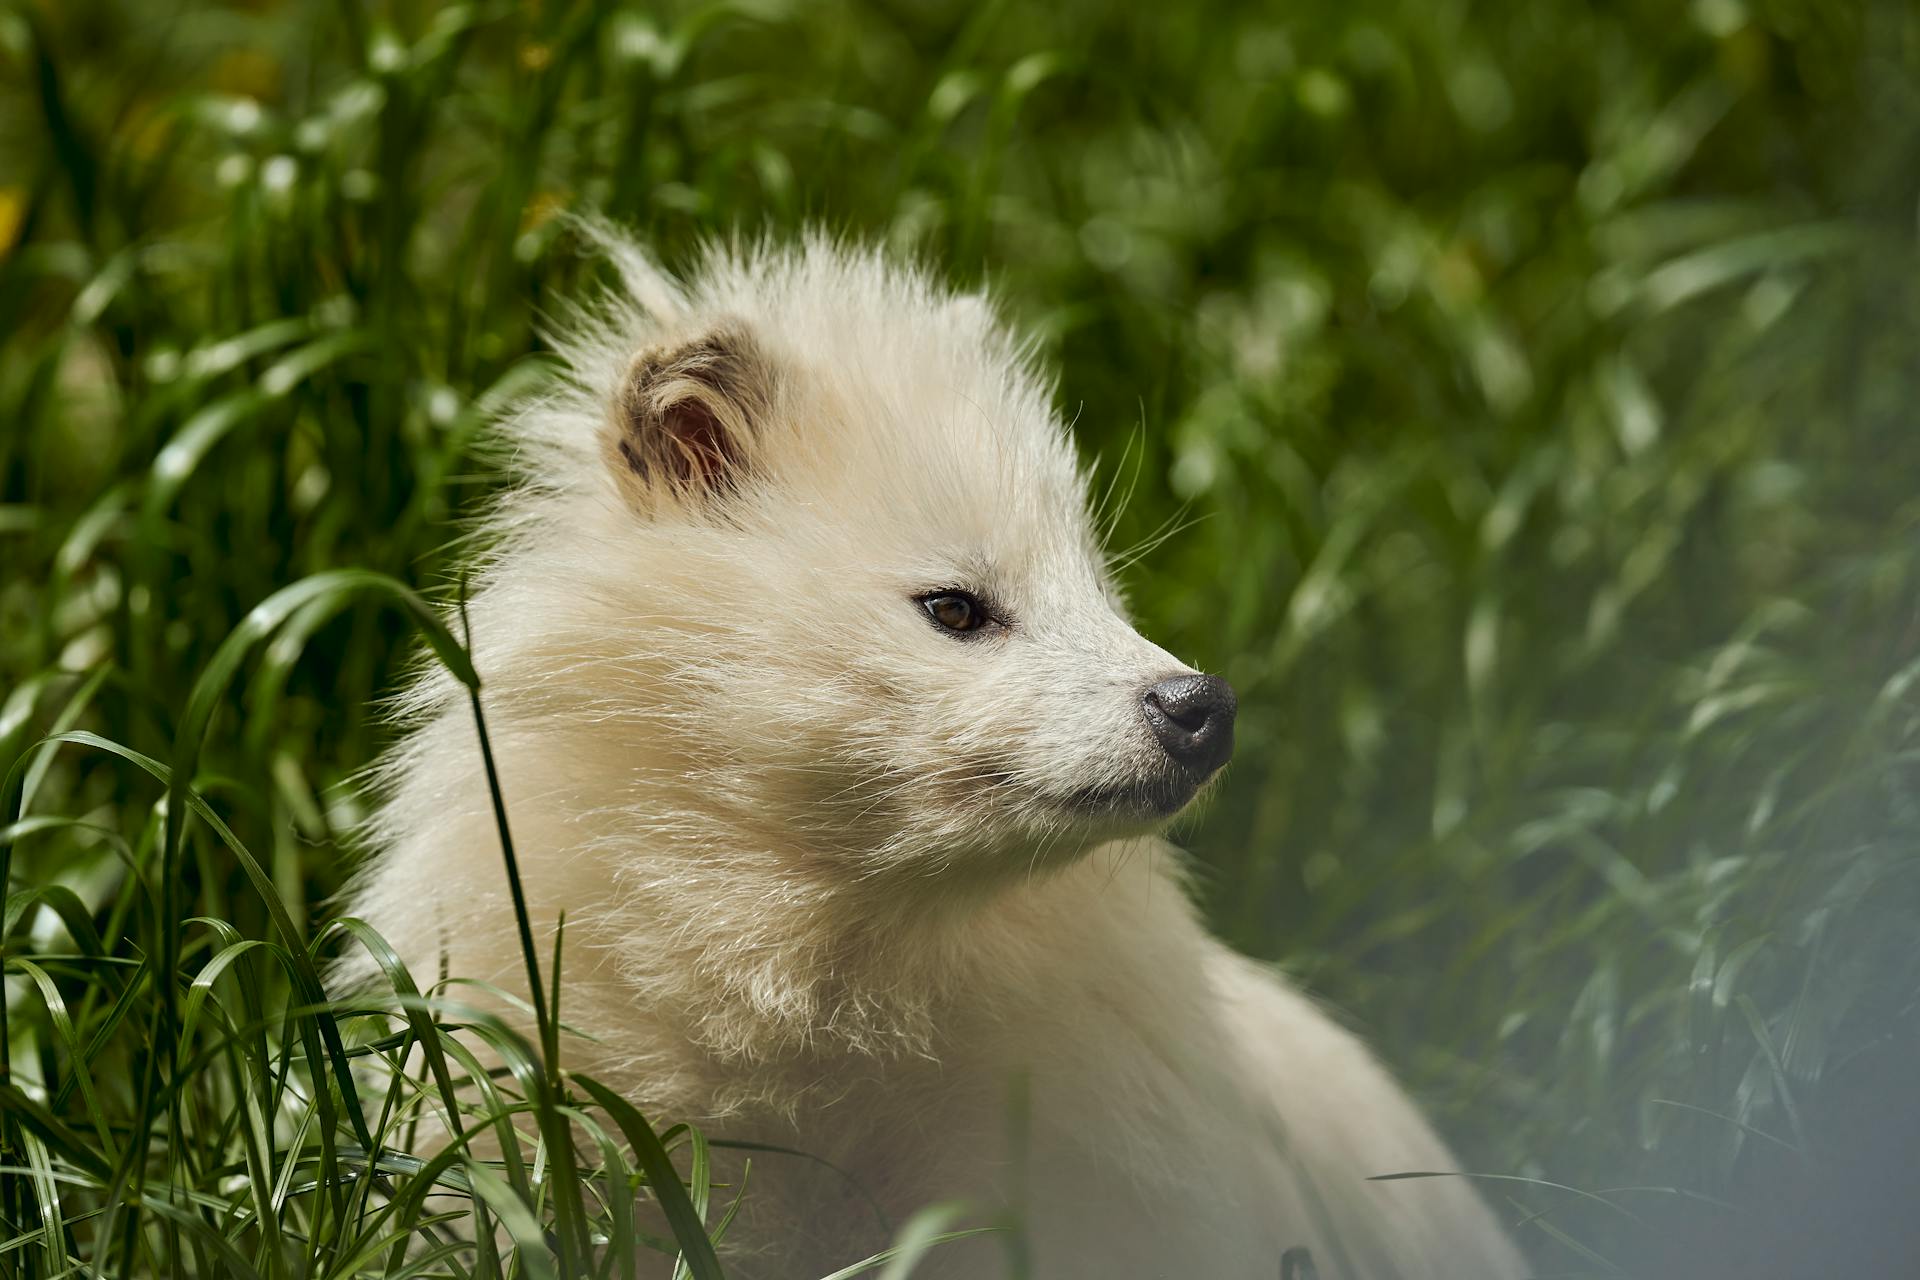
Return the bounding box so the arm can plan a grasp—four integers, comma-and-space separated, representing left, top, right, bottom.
1141, 673, 1237, 779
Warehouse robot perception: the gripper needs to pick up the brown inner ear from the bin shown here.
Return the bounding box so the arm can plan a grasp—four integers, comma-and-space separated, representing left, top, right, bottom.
653, 395, 735, 490
607, 329, 764, 502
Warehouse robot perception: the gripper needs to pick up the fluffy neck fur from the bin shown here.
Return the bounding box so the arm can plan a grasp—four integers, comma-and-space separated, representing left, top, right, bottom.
351, 678, 1191, 1117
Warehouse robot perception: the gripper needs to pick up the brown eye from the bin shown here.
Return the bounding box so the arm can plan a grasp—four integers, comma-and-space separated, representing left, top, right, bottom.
920, 591, 988, 634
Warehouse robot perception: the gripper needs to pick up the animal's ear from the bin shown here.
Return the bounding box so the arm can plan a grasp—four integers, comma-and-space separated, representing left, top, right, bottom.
603, 326, 771, 507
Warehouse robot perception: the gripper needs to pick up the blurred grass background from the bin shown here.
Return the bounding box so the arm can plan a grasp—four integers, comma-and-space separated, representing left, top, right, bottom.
3, 0, 1920, 1274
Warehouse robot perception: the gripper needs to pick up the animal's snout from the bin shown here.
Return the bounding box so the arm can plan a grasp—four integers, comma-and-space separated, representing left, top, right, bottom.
1141, 674, 1237, 778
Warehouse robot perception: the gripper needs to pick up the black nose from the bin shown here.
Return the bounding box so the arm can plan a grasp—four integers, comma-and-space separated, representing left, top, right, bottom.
1141, 674, 1237, 778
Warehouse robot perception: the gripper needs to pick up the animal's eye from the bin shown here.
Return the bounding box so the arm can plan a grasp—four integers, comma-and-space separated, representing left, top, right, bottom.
919, 591, 989, 635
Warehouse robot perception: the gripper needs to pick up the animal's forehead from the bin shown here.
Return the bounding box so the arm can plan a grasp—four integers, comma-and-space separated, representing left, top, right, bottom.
800, 347, 1088, 537
740, 270, 1086, 521
785, 366, 1096, 577
680, 240, 1101, 577
695, 245, 1057, 444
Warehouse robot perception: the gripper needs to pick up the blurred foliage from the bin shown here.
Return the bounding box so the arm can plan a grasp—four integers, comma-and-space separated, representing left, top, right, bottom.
3, 0, 1920, 1274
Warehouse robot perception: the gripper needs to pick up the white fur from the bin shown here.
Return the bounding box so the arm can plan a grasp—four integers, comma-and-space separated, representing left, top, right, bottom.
342, 229, 1526, 1279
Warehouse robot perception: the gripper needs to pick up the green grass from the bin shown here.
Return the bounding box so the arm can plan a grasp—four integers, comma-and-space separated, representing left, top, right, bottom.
3, 0, 1920, 1275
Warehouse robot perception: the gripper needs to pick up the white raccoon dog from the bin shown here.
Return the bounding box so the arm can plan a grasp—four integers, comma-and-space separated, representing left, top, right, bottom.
344, 229, 1526, 1280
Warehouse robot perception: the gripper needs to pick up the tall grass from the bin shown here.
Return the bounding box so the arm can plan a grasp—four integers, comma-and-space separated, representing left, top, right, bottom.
3, 0, 1918, 1274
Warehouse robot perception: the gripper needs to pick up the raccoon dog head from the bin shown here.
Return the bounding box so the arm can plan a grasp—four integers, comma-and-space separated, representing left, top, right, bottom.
542, 234, 1233, 883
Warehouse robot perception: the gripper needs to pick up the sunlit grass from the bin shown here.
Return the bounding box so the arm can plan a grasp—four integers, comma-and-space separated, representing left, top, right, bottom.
3, 0, 1919, 1274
